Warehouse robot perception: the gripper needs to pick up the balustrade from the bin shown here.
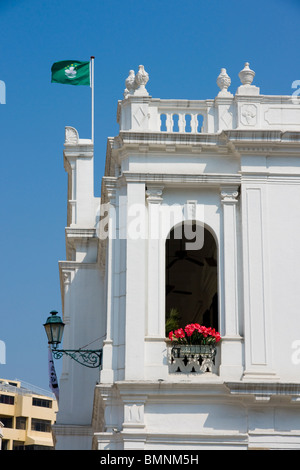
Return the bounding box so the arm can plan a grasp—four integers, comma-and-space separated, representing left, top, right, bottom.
159, 112, 204, 133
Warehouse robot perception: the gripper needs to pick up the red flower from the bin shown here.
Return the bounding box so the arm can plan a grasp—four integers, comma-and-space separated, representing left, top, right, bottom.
214, 332, 221, 342
199, 326, 209, 337
174, 328, 185, 339
184, 324, 196, 336
169, 322, 221, 345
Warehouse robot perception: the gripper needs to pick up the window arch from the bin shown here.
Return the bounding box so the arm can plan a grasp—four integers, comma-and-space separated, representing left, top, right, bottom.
165, 221, 218, 335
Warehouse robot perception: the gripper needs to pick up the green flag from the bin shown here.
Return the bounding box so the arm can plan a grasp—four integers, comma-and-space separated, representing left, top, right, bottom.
51, 60, 90, 86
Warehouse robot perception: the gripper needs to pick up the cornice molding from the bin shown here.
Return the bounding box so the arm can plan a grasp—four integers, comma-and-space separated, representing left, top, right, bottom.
224, 129, 300, 155
109, 129, 300, 159
117, 131, 228, 149
115, 380, 226, 397
63, 148, 94, 159
240, 173, 300, 184
65, 227, 98, 261
65, 227, 97, 239
226, 381, 300, 401
120, 171, 241, 188
59, 260, 98, 271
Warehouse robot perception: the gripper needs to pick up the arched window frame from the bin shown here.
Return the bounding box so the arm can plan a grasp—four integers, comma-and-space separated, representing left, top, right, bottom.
165, 220, 219, 336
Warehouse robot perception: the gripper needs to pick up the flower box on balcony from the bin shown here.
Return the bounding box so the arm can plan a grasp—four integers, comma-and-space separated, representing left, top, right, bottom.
171, 343, 216, 358
168, 323, 221, 373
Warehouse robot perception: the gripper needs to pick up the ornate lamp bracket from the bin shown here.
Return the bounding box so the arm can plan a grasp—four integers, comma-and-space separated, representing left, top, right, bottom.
52, 347, 102, 369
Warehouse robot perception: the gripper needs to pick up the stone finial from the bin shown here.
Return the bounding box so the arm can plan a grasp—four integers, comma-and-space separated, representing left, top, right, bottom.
238, 62, 255, 85
217, 68, 232, 96
134, 65, 149, 96
124, 69, 136, 98
236, 61, 259, 96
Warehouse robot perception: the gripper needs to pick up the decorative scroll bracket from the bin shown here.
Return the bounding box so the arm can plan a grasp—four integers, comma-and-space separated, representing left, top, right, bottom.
52, 348, 102, 369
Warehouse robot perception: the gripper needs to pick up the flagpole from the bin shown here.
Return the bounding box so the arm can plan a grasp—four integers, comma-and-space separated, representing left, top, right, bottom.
90, 56, 95, 143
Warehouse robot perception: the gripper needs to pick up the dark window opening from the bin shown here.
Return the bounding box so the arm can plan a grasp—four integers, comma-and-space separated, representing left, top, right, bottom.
31, 418, 52, 433
0, 394, 14, 405
166, 222, 218, 334
16, 416, 27, 430
0, 416, 13, 428
32, 397, 52, 408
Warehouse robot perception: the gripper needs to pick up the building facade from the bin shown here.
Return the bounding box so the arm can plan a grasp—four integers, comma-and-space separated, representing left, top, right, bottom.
0, 420, 3, 449
54, 63, 300, 450
0, 379, 58, 450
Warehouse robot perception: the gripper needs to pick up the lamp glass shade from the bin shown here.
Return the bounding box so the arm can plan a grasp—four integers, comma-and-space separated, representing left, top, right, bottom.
44, 311, 65, 346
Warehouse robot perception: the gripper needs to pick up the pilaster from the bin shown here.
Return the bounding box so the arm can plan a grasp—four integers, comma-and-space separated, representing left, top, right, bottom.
144, 186, 168, 380
146, 185, 164, 337
241, 179, 279, 381
124, 182, 146, 380
100, 178, 117, 384
219, 185, 244, 380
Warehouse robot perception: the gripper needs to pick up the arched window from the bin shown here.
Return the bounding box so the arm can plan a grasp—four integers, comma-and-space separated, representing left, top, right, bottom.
165, 222, 218, 335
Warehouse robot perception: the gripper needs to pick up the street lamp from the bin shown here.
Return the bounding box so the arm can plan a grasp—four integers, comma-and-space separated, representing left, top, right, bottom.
43, 311, 102, 369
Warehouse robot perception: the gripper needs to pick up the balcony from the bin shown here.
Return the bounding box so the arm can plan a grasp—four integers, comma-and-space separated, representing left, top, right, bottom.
117, 64, 300, 136
168, 343, 220, 375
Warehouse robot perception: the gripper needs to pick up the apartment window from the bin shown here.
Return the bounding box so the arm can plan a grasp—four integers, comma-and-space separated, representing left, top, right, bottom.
16, 416, 27, 430
32, 397, 52, 408
0, 416, 13, 428
13, 441, 25, 450
0, 394, 14, 405
2, 439, 9, 450
31, 418, 51, 433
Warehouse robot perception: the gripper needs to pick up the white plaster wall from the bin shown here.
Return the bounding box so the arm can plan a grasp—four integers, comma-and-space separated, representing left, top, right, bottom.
267, 182, 300, 380
54, 430, 93, 450
55, 130, 106, 449
123, 151, 240, 175
57, 267, 105, 426
145, 401, 247, 434
161, 188, 221, 238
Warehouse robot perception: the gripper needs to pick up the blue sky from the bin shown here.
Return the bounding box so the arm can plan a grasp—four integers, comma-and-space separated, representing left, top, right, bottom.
1, 0, 300, 392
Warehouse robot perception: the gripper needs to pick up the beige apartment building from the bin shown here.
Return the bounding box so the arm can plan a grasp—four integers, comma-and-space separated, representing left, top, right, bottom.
0, 420, 3, 449
0, 378, 58, 450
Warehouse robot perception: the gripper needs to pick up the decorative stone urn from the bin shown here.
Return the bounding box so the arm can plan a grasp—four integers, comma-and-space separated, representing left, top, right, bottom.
134, 65, 149, 95
124, 69, 136, 97
217, 68, 231, 95
238, 62, 255, 85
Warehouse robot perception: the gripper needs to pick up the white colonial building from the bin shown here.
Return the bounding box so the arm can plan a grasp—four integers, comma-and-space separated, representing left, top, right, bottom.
53, 63, 300, 450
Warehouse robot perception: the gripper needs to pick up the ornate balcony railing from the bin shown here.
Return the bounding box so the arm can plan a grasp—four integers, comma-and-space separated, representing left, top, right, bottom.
169, 344, 217, 374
